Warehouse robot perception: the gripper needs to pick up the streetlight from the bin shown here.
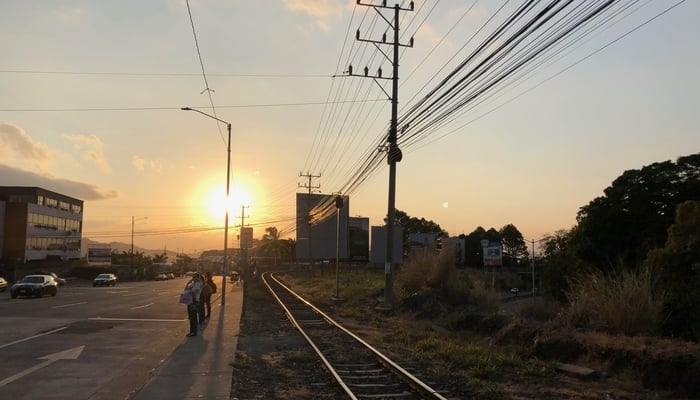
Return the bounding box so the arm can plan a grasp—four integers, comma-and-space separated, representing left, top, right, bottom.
131, 216, 148, 269
181, 106, 230, 306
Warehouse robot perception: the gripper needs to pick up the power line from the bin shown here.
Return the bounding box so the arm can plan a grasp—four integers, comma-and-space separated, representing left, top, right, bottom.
0, 99, 384, 112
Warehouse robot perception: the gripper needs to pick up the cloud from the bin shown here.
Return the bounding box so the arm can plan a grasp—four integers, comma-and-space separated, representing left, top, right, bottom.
132, 155, 145, 171
0, 123, 52, 170
62, 133, 112, 174
53, 7, 86, 24
0, 164, 119, 201
283, 0, 344, 32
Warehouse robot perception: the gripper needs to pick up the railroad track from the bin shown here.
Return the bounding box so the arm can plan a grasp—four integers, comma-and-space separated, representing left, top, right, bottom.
261, 272, 452, 400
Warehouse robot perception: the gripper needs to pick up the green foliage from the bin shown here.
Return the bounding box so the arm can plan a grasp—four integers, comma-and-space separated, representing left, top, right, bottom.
646, 200, 700, 340
575, 153, 700, 269
499, 224, 529, 266
389, 209, 447, 255
559, 266, 665, 336
539, 228, 588, 301
254, 226, 295, 262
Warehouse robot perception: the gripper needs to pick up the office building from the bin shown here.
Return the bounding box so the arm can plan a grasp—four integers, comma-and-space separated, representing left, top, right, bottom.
0, 186, 83, 263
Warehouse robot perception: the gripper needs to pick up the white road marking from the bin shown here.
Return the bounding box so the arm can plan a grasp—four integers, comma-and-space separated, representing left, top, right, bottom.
123, 291, 148, 297
130, 303, 154, 310
0, 346, 85, 388
51, 302, 87, 309
88, 317, 186, 322
0, 326, 68, 350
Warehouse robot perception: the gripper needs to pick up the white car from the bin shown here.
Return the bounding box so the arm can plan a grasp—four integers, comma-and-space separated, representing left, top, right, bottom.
0, 277, 7, 292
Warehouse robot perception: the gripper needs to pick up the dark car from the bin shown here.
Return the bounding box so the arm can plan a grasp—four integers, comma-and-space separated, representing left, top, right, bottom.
93, 273, 117, 287
0, 277, 7, 292
10, 275, 58, 298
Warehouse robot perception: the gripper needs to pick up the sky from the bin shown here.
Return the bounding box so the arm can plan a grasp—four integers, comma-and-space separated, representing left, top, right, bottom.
1, 0, 698, 256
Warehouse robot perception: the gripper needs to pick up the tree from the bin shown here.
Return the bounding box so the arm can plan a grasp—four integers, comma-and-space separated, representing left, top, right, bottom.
387, 209, 447, 255
575, 153, 700, 270
255, 227, 295, 265
539, 228, 589, 301
646, 200, 700, 340
499, 224, 529, 266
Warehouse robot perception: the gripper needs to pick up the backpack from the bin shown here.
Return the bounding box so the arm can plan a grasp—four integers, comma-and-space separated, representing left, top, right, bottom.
209, 280, 217, 293
202, 282, 213, 297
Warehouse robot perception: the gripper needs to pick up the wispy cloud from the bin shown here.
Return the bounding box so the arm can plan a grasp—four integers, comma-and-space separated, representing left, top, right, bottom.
0, 123, 52, 171
52, 7, 86, 25
132, 155, 146, 171
283, 0, 344, 32
62, 133, 112, 174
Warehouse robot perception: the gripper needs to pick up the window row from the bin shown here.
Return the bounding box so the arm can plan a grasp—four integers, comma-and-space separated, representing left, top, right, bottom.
28, 212, 81, 232
37, 195, 82, 213
27, 237, 81, 251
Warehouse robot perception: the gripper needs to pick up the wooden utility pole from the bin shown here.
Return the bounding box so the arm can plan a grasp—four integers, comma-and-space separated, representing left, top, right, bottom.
351, 1, 414, 309
298, 172, 321, 272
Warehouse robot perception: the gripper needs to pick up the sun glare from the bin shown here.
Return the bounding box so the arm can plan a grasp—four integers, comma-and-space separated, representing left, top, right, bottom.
205, 184, 253, 222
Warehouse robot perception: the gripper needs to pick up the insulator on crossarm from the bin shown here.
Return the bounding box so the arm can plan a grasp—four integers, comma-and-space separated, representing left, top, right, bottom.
382, 33, 386, 43
356, 29, 360, 40
378, 67, 382, 78
409, 1, 414, 11
409, 37, 414, 47
382, 0, 387, 7
348, 65, 353, 75
364, 66, 369, 76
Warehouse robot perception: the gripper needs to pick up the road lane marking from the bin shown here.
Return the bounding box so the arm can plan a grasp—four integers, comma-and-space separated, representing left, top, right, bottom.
130, 303, 154, 310
123, 291, 148, 297
0, 346, 85, 388
0, 326, 68, 350
88, 317, 186, 322
52, 302, 87, 309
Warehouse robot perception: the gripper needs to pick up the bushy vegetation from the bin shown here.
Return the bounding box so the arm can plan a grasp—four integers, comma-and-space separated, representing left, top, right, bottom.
558, 266, 665, 336
395, 247, 500, 315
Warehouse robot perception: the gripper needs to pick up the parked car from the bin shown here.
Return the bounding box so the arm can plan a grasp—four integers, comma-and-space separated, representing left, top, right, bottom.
0, 277, 7, 292
10, 275, 58, 298
153, 273, 169, 281
93, 273, 117, 287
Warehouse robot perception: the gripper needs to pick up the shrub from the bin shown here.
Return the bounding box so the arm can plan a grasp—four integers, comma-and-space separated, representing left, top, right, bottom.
560, 266, 664, 336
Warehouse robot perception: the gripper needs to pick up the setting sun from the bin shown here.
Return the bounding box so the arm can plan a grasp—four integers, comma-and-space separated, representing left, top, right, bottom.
206, 184, 253, 222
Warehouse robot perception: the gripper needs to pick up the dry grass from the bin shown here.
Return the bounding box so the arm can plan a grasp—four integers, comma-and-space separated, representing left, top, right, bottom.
559, 266, 665, 336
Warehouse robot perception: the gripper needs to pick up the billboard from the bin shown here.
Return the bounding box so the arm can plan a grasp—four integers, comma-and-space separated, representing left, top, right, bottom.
87, 247, 112, 266
369, 225, 403, 264
483, 242, 503, 267
240, 227, 254, 249
296, 193, 349, 260
348, 217, 369, 261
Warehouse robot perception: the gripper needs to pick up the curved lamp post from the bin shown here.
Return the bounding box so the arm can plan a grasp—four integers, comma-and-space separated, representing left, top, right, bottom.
181, 107, 230, 306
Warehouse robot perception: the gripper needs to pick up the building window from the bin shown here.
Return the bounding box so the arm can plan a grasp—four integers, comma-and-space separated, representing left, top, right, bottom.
37, 195, 44, 206
71, 204, 82, 214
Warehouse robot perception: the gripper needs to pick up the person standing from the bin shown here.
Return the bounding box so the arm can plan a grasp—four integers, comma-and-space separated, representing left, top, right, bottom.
184, 273, 203, 337
200, 272, 216, 322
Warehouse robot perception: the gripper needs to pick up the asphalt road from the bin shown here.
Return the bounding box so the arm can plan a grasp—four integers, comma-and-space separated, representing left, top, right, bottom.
0, 277, 198, 400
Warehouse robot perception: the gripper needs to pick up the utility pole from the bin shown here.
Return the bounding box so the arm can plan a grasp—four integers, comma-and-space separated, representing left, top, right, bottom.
299, 172, 321, 273
238, 205, 250, 273
350, 0, 414, 309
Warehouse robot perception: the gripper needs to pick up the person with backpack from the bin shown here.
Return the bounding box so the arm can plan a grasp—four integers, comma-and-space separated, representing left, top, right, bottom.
200, 271, 217, 322
184, 272, 203, 337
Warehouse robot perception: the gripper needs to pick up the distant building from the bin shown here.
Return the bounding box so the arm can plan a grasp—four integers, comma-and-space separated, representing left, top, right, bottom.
295, 193, 349, 261
0, 186, 83, 263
